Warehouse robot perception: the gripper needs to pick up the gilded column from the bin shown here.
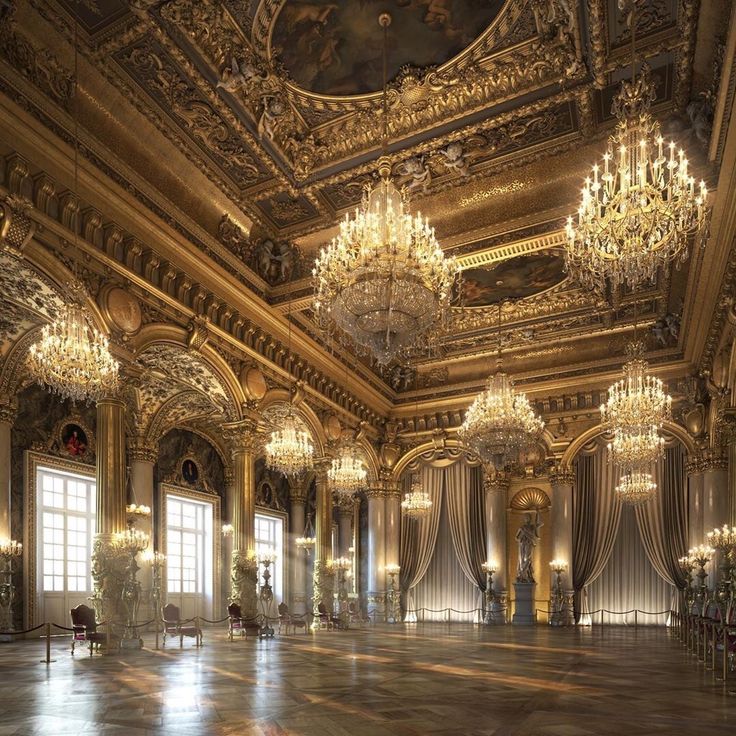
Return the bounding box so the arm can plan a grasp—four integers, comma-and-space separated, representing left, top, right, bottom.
313, 459, 335, 618
549, 464, 575, 625
223, 418, 261, 617
90, 393, 127, 622
335, 494, 355, 558
483, 470, 508, 624
366, 482, 386, 611
128, 440, 157, 621
0, 394, 17, 540
96, 395, 127, 535
686, 455, 704, 549
289, 474, 310, 615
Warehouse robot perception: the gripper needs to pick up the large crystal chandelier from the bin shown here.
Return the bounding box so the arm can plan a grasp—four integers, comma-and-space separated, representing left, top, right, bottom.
328, 444, 367, 496
459, 304, 544, 467
607, 425, 664, 470
401, 474, 432, 518
615, 471, 657, 506
312, 13, 458, 365
565, 1, 707, 291
28, 287, 119, 404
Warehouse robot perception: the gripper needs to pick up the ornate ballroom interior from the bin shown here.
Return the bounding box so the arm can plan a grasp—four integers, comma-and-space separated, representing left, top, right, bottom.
1, 0, 736, 733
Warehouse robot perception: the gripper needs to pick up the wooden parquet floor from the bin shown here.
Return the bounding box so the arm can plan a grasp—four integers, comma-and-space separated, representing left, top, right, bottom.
0, 624, 733, 735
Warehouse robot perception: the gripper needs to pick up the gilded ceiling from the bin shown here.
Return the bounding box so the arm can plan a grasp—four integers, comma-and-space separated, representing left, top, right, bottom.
0, 0, 729, 412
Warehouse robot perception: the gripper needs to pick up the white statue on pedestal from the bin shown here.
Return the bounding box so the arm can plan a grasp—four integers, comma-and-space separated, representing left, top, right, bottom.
516, 511, 543, 583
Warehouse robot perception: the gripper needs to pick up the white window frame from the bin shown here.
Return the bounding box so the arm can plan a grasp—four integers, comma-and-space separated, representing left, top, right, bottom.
159, 484, 220, 619
255, 506, 287, 606
24, 451, 96, 627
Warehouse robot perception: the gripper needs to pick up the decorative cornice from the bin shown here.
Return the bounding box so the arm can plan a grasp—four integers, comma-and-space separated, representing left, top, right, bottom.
548, 464, 575, 487
127, 439, 158, 464
0, 393, 17, 425
686, 450, 729, 475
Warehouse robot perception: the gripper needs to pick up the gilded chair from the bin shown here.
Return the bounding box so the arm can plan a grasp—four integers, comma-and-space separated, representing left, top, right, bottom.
278, 602, 308, 635
348, 601, 371, 628
227, 602, 261, 640
161, 603, 202, 647
70, 604, 119, 656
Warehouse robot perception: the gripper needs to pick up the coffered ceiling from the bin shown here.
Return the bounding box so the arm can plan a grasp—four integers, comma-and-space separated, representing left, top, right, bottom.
2, 0, 732, 421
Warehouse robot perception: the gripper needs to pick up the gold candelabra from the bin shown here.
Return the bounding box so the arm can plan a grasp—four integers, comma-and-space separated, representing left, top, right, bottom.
385, 563, 401, 623
112, 528, 149, 647
481, 561, 498, 625
0, 538, 22, 635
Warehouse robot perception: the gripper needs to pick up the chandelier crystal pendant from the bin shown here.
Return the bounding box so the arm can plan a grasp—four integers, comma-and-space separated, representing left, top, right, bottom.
565, 2, 707, 291
615, 471, 657, 506
401, 473, 433, 518
28, 288, 119, 404
312, 12, 458, 365
328, 444, 367, 496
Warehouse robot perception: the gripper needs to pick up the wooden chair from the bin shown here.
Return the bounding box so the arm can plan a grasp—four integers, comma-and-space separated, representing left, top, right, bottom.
162, 603, 202, 647
317, 602, 342, 630
227, 602, 261, 640
278, 602, 308, 635
70, 604, 119, 656
348, 601, 371, 628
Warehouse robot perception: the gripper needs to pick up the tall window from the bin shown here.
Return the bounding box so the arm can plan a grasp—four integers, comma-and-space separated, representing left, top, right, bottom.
255, 511, 284, 604
37, 465, 96, 594
166, 495, 210, 595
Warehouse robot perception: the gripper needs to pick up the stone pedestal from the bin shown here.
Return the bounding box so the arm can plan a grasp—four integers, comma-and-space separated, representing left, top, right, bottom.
512, 582, 537, 625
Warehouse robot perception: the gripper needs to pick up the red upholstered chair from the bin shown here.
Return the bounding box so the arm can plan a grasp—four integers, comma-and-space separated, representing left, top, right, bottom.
70, 604, 119, 656
162, 603, 202, 647
227, 602, 261, 640
278, 602, 308, 635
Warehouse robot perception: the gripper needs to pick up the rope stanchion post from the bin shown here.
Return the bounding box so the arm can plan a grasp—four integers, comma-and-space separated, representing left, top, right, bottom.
40, 622, 55, 664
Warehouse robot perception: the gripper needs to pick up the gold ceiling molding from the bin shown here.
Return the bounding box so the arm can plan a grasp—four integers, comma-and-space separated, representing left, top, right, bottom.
455, 229, 567, 270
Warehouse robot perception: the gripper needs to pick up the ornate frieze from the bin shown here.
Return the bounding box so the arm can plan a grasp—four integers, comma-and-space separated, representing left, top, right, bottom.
548, 464, 575, 487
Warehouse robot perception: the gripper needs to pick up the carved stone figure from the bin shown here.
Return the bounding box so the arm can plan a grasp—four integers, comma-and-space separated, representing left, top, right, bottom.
216, 57, 269, 93
396, 155, 431, 193
516, 511, 543, 583
258, 95, 287, 139
438, 142, 470, 177
253, 239, 300, 284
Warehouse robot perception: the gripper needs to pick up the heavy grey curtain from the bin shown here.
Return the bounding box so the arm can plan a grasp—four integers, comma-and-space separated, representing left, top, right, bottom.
399, 465, 444, 617
635, 445, 688, 591
588, 504, 673, 625
445, 462, 487, 593
413, 487, 482, 622
572, 444, 622, 623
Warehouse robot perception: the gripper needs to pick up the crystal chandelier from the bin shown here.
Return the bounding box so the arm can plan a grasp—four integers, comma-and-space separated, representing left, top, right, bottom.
607, 425, 664, 469
265, 409, 314, 478
312, 13, 458, 365
565, 2, 707, 291
459, 302, 544, 467
28, 290, 119, 404
615, 471, 657, 506
296, 513, 316, 554
328, 444, 367, 496
602, 341, 671, 470
401, 474, 432, 518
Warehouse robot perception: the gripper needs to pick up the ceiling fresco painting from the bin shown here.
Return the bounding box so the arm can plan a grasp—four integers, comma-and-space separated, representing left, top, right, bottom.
458, 251, 567, 308
271, 0, 506, 96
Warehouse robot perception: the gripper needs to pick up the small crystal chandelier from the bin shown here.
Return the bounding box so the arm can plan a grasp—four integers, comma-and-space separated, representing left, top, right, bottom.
265, 409, 314, 478
328, 444, 367, 496
615, 471, 657, 505
28, 286, 119, 404
565, 1, 707, 291
401, 473, 432, 518
458, 303, 544, 467
265, 301, 314, 478
607, 425, 664, 470
312, 12, 458, 365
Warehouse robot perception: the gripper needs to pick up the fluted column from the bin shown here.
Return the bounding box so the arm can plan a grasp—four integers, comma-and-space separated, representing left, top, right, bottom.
549, 464, 575, 625
335, 494, 354, 558
366, 483, 386, 609
289, 474, 310, 615
686, 456, 704, 549
96, 396, 127, 536
223, 418, 261, 616
128, 441, 157, 621
701, 451, 729, 589
0, 395, 17, 540
313, 459, 335, 617
483, 471, 508, 623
